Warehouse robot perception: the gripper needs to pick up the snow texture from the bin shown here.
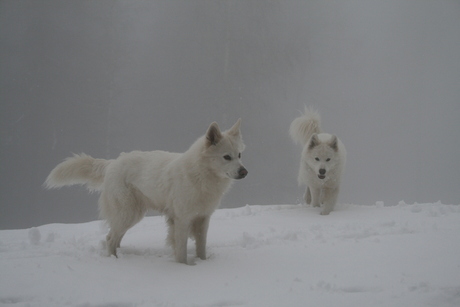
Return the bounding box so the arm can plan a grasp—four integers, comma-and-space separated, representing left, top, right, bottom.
1, 202, 460, 307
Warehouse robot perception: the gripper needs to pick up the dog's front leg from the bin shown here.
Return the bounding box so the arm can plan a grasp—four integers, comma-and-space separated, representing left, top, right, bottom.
310, 187, 321, 208
192, 216, 210, 260
174, 219, 189, 264
321, 187, 339, 215
303, 187, 311, 205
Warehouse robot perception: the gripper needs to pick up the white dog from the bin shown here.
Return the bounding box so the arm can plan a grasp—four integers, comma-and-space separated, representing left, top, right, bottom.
45, 119, 247, 264
289, 108, 346, 215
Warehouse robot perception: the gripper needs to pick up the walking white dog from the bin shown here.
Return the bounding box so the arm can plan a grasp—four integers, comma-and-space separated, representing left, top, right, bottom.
45, 119, 248, 264
289, 108, 346, 215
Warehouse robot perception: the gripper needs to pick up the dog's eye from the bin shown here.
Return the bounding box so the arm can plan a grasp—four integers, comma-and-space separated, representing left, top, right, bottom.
238, 153, 241, 159
326, 158, 331, 162
315, 157, 320, 161
223, 155, 232, 161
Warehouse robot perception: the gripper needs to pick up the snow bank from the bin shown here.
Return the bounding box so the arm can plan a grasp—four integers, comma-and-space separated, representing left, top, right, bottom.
1, 202, 460, 307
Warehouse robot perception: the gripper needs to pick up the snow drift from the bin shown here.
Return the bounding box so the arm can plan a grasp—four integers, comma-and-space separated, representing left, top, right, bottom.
1, 202, 459, 307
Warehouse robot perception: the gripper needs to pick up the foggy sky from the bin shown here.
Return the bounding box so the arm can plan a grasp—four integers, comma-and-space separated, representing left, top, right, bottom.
1, 0, 459, 229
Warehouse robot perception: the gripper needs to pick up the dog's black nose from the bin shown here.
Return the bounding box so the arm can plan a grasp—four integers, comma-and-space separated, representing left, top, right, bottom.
238, 167, 248, 179
319, 169, 326, 175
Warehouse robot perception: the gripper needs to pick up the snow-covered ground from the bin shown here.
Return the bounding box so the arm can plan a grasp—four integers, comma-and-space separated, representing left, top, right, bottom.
1, 202, 459, 307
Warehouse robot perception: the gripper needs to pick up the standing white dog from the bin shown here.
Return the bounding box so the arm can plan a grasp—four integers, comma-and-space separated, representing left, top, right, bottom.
45, 119, 247, 264
289, 108, 346, 215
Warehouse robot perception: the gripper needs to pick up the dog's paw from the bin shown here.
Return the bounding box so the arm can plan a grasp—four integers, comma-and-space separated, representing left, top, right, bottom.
320, 211, 331, 216
186, 256, 197, 266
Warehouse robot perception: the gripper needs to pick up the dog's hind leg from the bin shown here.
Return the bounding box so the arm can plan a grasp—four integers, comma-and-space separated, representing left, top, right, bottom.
106, 230, 126, 257
191, 216, 210, 260
100, 190, 147, 257
106, 210, 145, 257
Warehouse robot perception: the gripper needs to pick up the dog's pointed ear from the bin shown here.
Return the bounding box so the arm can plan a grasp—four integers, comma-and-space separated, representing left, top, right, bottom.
227, 118, 242, 137
308, 134, 320, 150
206, 122, 223, 146
329, 135, 339, 152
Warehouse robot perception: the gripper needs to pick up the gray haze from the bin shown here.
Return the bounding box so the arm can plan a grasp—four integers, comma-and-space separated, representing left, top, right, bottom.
1, 1, 459, 229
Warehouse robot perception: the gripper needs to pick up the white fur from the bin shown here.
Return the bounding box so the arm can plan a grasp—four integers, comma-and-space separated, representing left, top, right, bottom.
45, 119, 247, 264
290, 107, 346, 215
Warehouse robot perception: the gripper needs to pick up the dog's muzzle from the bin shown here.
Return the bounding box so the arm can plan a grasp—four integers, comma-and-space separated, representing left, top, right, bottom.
318, 168, 326, 180
236, 167, 248, 179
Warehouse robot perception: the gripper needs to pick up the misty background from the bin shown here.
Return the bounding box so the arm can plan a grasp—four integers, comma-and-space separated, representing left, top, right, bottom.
1, 1, 459, 230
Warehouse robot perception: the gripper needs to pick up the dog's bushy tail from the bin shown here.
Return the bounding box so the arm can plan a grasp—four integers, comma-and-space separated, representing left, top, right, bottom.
289, 107, 322, 146
44, 153, 111, 192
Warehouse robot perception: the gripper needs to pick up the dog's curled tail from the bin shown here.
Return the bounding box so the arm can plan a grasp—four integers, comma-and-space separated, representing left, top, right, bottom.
289, 107, 322, 146
44, 153, 111, 192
